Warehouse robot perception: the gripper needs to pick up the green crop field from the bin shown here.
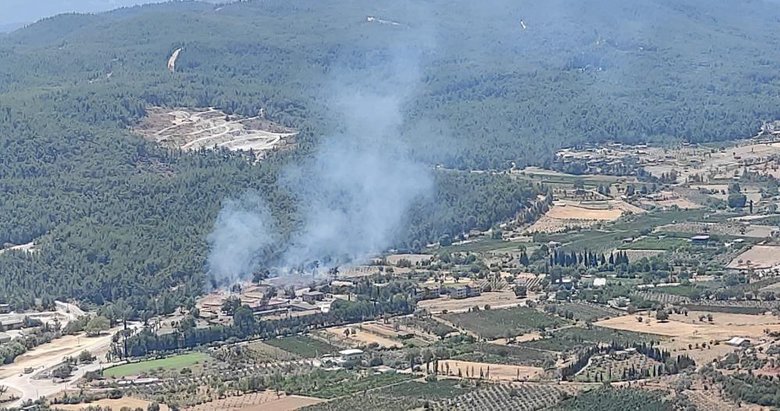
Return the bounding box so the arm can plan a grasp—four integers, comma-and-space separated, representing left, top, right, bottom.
103, 352, 210, 378
264, 335, 340, 358
452, 343, 553, 367
521, 326, 659, 352
441, 307, 567, 339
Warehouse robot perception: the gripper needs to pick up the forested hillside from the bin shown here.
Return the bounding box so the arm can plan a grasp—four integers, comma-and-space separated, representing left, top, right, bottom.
1, 0, 779, 311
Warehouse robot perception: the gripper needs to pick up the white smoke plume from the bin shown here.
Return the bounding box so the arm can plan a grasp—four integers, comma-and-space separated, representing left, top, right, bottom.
207, 45, 434, 284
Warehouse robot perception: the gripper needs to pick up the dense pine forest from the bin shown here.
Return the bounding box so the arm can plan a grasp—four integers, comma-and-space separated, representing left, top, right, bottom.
1, 0, 780, 311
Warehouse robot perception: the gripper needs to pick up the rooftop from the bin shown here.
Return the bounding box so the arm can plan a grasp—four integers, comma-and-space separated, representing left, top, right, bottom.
339, 349, 364, 356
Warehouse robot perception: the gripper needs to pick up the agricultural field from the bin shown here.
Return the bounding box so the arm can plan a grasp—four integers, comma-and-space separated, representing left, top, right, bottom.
192, 392, 322, 411
632, 290, 693, 305
437, 360, 544, 382
396, 315, 456, 340
359, 321, 430, 346
103, 352, 211, 378
441, 307, 567, 339
596, 311, 780, 355
245, 340, 301, 363
618, 237, 688, 251
417, 290, 521, 314
728, 245, 780, 270
547, 302, 624, 322
527, 200, 642, 234
264, 335, 340, 358
655, 221, 776, 239
551, 386, 676, 411
575, 352, 665, 383
432, 382, 581, 411
451, 343, 553, 368
53, 398, 168, 411
270, 369, 411, 399
520, 326, 658, 353
324, 325, 402, 348
302, 379, 474, 411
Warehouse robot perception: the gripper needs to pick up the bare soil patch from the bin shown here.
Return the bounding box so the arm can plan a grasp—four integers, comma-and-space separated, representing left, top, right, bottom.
728, 245, 780, 270
438, 360, 543, 382
55, 397, 168, 411
134, 107, 296, 159
417, 291, 521, 314
324, 325, 402, 348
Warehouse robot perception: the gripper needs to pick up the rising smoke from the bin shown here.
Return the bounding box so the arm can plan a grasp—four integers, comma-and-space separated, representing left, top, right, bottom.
207, 44, 434, 285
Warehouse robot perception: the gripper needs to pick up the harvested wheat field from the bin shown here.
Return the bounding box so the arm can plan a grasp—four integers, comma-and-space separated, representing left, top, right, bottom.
191, 391, 322, 411
54, 398, 168, 411
728, 245, 780, 270
597, 311, 780, 343
528, 200, 643, 233
385, 254, 432, 266
437, 360, 543, 382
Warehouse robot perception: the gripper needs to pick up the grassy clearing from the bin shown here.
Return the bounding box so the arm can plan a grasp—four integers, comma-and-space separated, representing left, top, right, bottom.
246, 340, 300, 362
103, 352, 209, 378
619, 237, 688, 251
264, 335, 340, 358
441, 307, 567, 339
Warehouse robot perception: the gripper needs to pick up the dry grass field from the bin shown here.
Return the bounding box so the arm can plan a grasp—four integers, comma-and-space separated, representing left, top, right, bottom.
438, 360, 544, 382
54, 397, 169, 411
527, 200, 643, 233
191, 392, 323, 411
728, 245, 780, 269
596, 311, 780, 363
417, 291, 521, 314
324, 325, 402, 348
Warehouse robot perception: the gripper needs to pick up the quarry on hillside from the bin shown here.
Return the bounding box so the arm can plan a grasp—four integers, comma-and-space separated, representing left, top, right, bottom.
134, 107, 297, 159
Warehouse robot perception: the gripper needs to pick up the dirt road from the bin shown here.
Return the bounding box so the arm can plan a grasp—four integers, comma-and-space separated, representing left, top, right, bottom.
0, 324, 136, 407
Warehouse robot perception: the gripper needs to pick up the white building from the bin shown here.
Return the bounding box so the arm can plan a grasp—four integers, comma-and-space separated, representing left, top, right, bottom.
339, 349, 364, 362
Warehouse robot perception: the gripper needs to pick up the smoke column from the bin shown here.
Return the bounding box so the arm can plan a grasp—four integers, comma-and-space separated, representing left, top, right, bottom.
207, 45, 434, 284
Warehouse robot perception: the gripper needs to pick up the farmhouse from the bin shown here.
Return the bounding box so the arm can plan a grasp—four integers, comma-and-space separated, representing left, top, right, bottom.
726, 337, 751, 347
331, 280, 354, 289
248, 298, 290, 316
450, 285, 481, 299
0, 332, 11, 343
690, 235, 711, 245
0, 315, 24, 330
302, 291, 325, 304
0, 303, 10, 314
593, 278, 607, 288
339, 349, 364, 362
415, 285, 442, 300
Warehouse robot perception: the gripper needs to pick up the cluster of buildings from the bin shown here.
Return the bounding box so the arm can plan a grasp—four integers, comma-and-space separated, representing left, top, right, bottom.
414, 284, 482, 301
199, 283, 352, 322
